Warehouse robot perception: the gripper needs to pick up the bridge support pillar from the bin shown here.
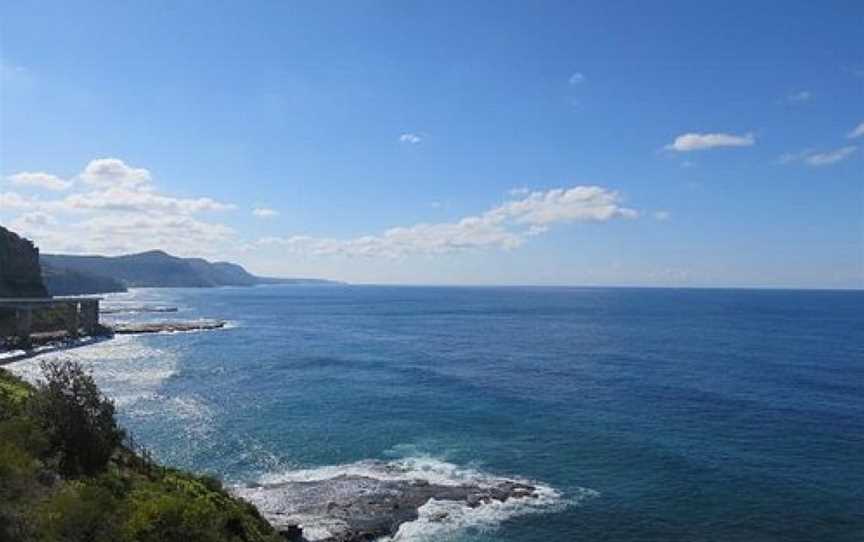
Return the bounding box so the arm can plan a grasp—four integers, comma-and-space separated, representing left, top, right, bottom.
65, 302, 80, 338
79, 300, 99, 335
15, 308, 32, 344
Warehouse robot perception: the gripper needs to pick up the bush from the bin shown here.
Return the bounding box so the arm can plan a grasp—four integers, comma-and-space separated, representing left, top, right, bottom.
29, 360, 124, 477
123, 488, 223, 542
34, 482, 122, 542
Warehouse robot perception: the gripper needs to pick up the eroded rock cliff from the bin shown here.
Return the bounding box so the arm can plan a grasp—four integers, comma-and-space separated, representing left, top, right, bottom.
0, 226, 49, 298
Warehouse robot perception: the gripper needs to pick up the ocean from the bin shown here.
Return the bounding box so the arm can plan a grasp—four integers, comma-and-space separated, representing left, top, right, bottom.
7, 286, 864, 541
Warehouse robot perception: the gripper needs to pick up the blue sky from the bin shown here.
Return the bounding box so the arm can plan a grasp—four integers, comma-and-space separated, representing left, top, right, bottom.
1, 1, 862, 287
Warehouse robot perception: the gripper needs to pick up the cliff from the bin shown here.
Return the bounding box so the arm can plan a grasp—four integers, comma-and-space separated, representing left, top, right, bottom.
41, 262, 128, 296
0, 226, 49, 298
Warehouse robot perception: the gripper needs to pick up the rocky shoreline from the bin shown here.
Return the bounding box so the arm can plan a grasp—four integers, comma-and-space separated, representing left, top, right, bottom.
1, 319, 227, 365
235, 472, 542, 541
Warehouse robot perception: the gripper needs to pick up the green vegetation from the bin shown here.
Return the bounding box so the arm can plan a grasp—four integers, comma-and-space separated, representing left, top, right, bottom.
0, 362, 282, 542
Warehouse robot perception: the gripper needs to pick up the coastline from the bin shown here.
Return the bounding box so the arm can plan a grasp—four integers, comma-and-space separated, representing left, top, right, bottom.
0, 334, 113, 367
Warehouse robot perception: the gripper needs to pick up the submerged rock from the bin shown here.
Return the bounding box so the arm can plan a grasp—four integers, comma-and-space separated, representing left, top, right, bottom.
236, 473, 539, 542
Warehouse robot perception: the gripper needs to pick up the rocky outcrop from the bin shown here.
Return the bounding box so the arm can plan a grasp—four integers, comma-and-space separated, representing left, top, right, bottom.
235, 474, 540, 541
0, 226, 49, 298
111, 320, 227, 334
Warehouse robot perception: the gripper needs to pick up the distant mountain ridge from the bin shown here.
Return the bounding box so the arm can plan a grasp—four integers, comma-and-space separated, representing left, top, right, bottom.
41, 250, 339, 289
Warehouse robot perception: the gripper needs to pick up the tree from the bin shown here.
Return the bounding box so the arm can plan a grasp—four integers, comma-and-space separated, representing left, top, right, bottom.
29, 360, 124, 477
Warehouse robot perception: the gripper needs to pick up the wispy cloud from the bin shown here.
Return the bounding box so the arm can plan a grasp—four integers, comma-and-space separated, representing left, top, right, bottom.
785, 90, 812, 104
848, 121, 864, 139
653, 211, 671, 221
844, 65, 864, 78
804, 146, 857, 166
257, 186, 638, 259
7, 172, 73, 191
568, 72, 585, 85
779, 146, 858, 167
664, 132, 755, 152
253, 207, 279, 218
399, 133, 422, 144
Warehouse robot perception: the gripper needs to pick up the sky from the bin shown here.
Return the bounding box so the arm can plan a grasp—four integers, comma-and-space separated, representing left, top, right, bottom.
1, 1, 862, 288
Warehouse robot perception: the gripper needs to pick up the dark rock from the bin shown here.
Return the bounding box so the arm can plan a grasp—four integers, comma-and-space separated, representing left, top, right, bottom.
0, 226, 48, 298
112, 320, 226, 334
235, 473, 540, 542
279, 525, 304, 540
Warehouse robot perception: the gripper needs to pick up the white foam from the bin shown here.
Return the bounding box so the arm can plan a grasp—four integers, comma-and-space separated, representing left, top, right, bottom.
259, 455, 510, 488
385, 485, 597, 542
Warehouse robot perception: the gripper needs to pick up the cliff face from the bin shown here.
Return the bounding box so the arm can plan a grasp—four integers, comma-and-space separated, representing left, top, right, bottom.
41, 262, 127, 296
0, 226, 49, 298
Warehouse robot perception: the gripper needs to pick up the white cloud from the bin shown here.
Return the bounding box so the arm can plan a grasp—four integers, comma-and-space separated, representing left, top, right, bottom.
0, 191, 40, 210
80, 158, 153, 189
786, 90, 811, 103
507, 187, 530, 197
804, 146, 857, 166
1, 158, 237, 256
777, 149, 811, 164
257, 186, 638, 259
848, 121, 864, 139
7, 172, 73, 191
61, 189, 234, 214
253, 207, 279, 218
664, 132, 755, 152
10, 211, 56, 228
399, 133, 422, 144
568, 72, 585, 85
653, 211, 671, 221
780, 146, 858, 167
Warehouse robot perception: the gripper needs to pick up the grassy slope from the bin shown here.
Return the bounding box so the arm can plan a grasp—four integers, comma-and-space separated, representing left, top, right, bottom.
0, 368, 282, 542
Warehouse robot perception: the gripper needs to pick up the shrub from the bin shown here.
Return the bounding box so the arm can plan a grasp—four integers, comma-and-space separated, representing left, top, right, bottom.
123, 488, 223, 542
29, 360, 124, 477
34, 481, 122, 542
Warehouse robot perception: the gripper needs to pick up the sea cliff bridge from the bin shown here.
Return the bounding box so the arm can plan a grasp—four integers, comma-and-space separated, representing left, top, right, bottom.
0, 297, 102, 345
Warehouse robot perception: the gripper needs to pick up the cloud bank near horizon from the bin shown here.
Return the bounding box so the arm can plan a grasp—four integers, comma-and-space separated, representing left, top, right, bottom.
257, 186, 638, 258
2, 159, 639, 261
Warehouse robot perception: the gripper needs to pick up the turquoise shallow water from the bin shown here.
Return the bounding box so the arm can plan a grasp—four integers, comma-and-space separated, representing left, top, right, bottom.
8, 286, 864, 541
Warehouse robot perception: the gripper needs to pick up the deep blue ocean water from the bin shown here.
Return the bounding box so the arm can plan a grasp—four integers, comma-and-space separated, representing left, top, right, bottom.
9, 286, 864, 541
